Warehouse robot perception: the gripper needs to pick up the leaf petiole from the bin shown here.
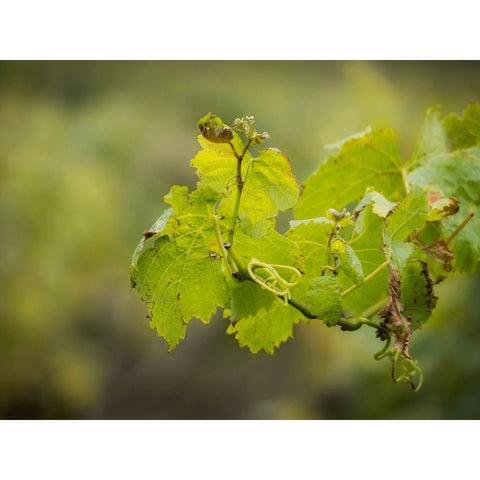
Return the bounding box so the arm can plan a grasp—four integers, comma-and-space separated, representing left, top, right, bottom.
340, 261, 389, 297
212, 215, 233, 277
446, 211, 475, 245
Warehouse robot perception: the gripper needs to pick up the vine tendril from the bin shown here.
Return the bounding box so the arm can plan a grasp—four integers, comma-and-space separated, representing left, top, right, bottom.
247, 258, 302, 305
389, 349, 423, 392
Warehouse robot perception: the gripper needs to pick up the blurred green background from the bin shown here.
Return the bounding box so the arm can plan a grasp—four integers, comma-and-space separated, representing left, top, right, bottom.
1, 61, 479, 419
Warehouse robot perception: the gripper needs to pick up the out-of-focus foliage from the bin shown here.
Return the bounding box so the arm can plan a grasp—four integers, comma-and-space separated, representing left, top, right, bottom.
1, 61, 479, 419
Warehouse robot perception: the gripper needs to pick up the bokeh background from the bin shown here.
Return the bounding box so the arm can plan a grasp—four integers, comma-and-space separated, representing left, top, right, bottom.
1, 61, 479, 419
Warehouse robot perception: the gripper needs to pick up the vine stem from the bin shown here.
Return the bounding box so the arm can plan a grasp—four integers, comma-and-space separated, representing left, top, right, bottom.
340, 261, 389, 297
212, 215, 233, 276
359, 297, 388, 318
286, 298, 387, 334
356, 316, 385, 331
227, 138, 252, 244
227, 245, 249, 279
446, 211, 474, 245
287, 298, 317, 319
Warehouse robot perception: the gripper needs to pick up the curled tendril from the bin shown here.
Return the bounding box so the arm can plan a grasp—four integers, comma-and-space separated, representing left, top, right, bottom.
247, 258, 302, 305
373, 335, 392, 360
389, 349, 424, 392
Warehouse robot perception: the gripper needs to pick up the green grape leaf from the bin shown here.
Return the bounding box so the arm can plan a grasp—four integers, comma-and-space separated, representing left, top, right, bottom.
193, 139, 299, 237
400, 260, 438, 330
286, 221, 332, 301
443, 113, 477, 151
463, 103, 480, 138
131, 207, 173, 269
443, 103, 480, 151
331, 237, 364, 284
408, 148, 480, 273
295, 129, 405, 220
289, 216, 334, 229
130, 186, 230, 350
230, 280, 275, 320
192, 134, 252, 192
234, 227, 303, 270
411, 107, 448, 164
336, 205, 389, 315
225, 227, 304, 354
219, 148, 299, 237
383, 185, 430, 272
305, 276, 342, 327
323, 126, 372, 152
227, 294, 299, 354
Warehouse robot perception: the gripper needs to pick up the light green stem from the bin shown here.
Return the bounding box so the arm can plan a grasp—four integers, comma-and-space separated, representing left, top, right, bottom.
227, 246, 248, 279
212, 215, 232, 276
340, 261, 389, 297
446, 212, 474, 245
359, 297, 388, 319
324, 224, 338, 272
227, 138, 252, 244
356, 316, 385, 331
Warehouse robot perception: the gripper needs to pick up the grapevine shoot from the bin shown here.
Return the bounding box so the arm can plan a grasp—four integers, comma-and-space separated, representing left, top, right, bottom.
130, 105, 480, 391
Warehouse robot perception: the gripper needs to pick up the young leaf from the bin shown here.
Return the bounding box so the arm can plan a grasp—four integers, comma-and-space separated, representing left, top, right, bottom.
305, 276, 343, 327
218, 148, 299, 237
192, 134, 252, 192
331, 237, 364, 285
295, 129, 405, 220
193, 137, 299, 237
356, 188, 396, 218
197, 112, 234, 143
130, 186, 230, 349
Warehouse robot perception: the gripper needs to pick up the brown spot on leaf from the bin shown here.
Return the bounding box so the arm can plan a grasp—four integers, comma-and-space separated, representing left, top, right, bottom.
418, 260, 438, 310
352, 204, 366, 223
143, 230, 156, 240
